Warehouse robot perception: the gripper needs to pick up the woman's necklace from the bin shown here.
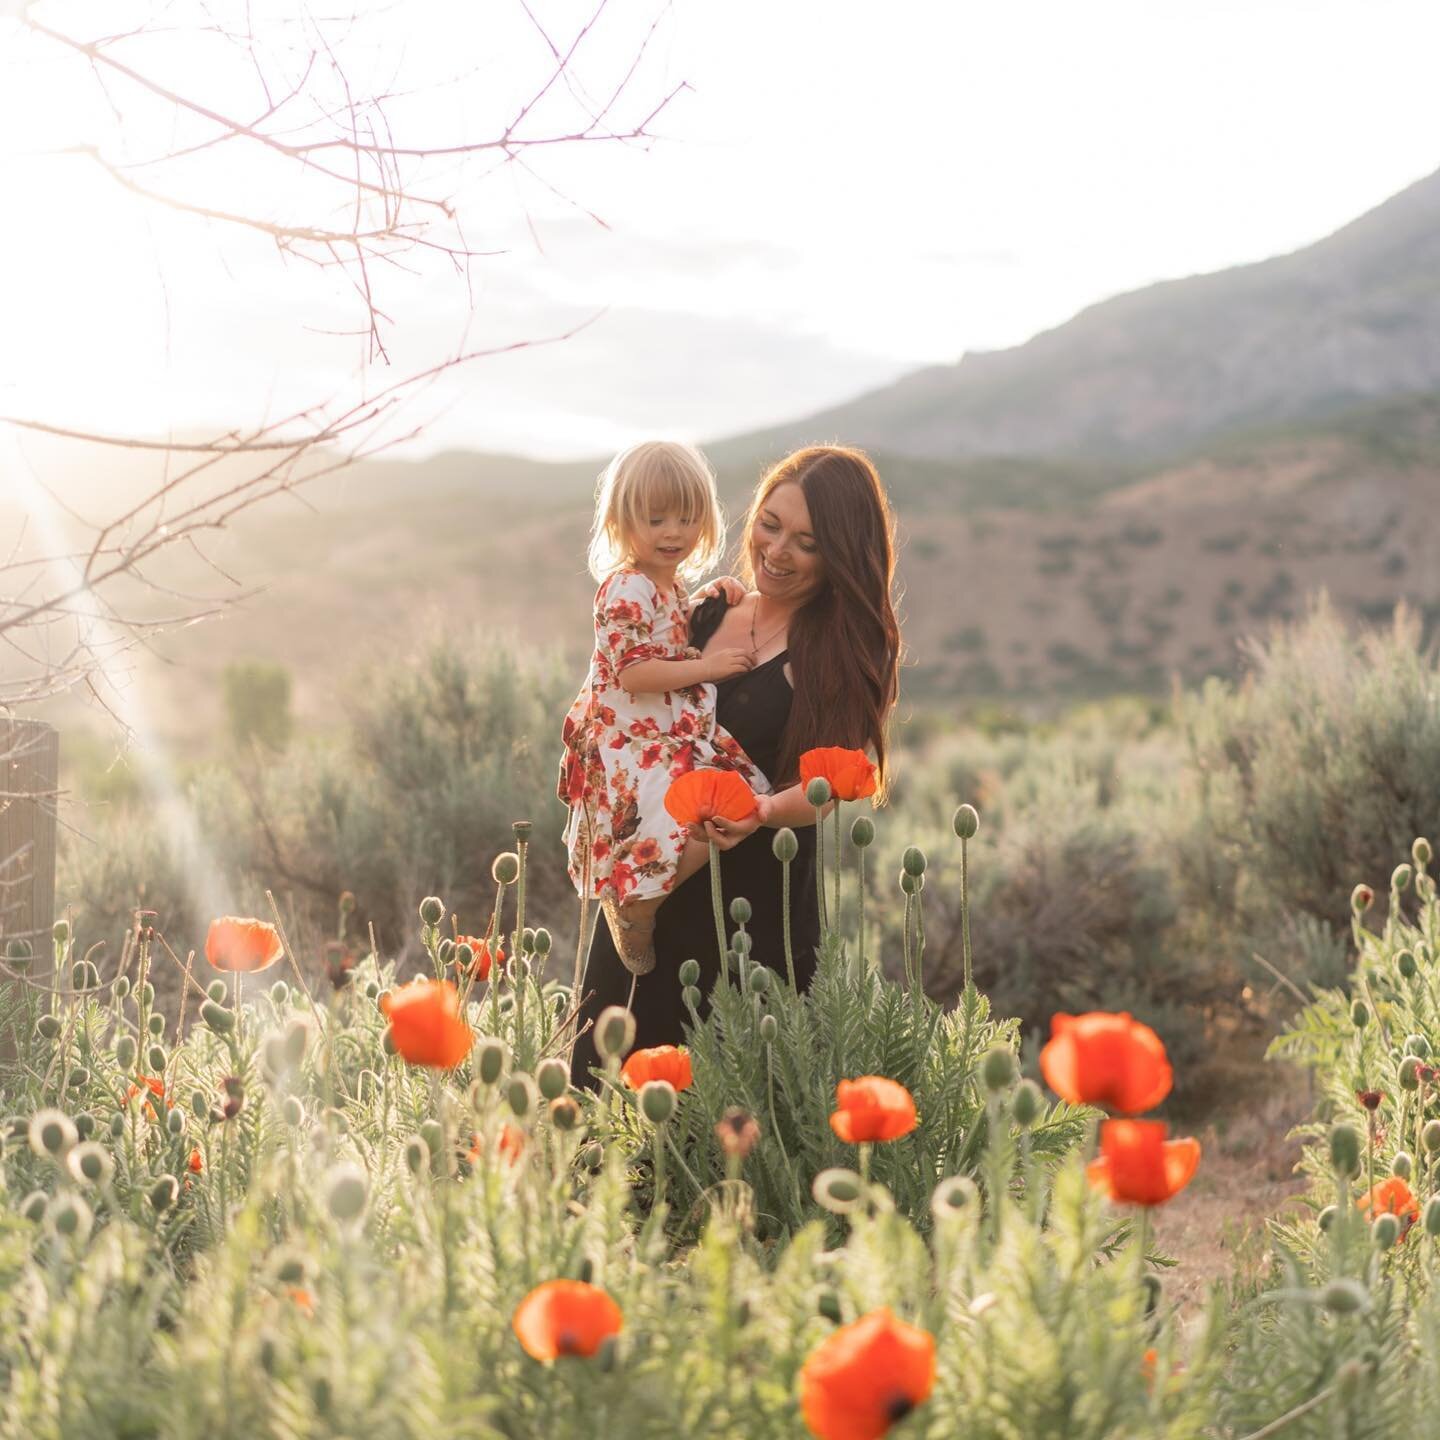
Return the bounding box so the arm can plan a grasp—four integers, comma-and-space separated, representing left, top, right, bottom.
748, 597, 788, 659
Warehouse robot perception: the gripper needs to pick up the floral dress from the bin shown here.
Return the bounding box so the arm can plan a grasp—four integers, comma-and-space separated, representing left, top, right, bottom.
558, 568, 769, 903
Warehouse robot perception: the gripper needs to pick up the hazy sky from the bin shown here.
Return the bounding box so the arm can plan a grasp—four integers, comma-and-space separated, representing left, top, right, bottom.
3, 0, 1440, 462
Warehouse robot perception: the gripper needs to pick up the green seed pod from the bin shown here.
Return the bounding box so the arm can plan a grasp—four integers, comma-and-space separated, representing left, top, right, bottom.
166, 1108, 186, 1138
517, 927, 535, 956
20, 1190, 48, 1223
952, 804, 980, 840
200, 1001, 234, 1035
418, 896, 445, 927
748, 965, 772, 994
440, 938, 459, 967
1373, 1212, 1401, 1250
206, 980, 227, 1003
52, 919, 70, 944
1414, 837, 1433, 868
902, 845, 927, 877
899, 870, 922, 895
536, 1058, 569, 1102
550, 1096, 582, 1132
30, 1109, 77, 1158
281, 1096, 304, 1127
74, 1112, 94, 1140
114, 976, 131, 1000
1318, 1204, 1338, 1232
1392, 1150, 1413, 1180
36, 1014, 62, 1041
68, 1142, 112, 1186
595, 1006, 636, 1063
108, 1113, 125, 1139
817, 1289, 844, 1324
772, 828, 799, 863
1405, 1033, 1430, 1059
980, 1048, 1018, 1094
581, 1141, 604, 1171
850, 816, 875, 848
146, 1045, 166, 1073
1400, 1056, 1423, 1091
931, 1175, 980, 1220
732, 930, 753, 958
805, 777, 832, 807
759, 1014, 778, 1043
270, 980, 290, 1006
476, 1037, 509, 1086
1321, 1278, 1370, 1314
682, 985, 702, 1010
639, 1079, 676, 1125
1330, 1123, 1363, 1178
678, 959, 701, 988
491, 852, 520, 885
728, 896, 753, 925
323, 1164, 368, 1223
813, 1167, 863, 1214
1426, 1196, 1440, 1237
1011, 1079, 1043, 1129
147, 1012, 165, 1038
114, 1035, 137, 1070
405, 1136, 430, 1175
1423, 1120, 1440, 1153
1351, 1000, 1370, 1029
149, 1176, 179, 1213
48, 1193, 91, 1240
512, 820, 533, 844
506, 1073, 537, 1121
1393, 863, 1414, 891
5, 937, 33, 964
190, 1090, 208, 1121
534, 928, 553, 958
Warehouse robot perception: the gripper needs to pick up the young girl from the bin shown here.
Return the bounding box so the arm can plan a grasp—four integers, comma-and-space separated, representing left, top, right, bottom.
558, 440, 769, 975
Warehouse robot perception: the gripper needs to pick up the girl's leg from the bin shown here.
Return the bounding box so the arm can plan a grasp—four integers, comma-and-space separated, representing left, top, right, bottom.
672, 836, 711, 888
606, 839, 711, 975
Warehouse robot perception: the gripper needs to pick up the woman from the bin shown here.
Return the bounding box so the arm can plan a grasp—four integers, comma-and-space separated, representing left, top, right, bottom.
571, 445, 902, 1080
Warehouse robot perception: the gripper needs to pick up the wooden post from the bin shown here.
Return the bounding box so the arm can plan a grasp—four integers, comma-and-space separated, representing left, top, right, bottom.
0, 718, 59, 949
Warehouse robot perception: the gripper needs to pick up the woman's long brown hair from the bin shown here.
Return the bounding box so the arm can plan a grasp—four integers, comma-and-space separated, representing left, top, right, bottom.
737, 446, 901, 799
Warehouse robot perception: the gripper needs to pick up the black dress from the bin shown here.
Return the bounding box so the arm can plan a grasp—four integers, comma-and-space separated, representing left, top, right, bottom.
571, 595, 821, 1081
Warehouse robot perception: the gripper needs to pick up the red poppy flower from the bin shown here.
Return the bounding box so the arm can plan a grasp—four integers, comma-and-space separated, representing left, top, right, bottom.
663, 769, 759, 827
1039, 1012, 1172, 1114
621, 1045, 693, 1092
125, 1074, 170, 1120
205, 917, 284, 973
379, 979, 472, 1069
188, 1148, 203, 1174
467, 1123, 526, 1168
287, 1287, 315, 1317
454, 936, 502, 983
799, 1308, 936, 1440
830, 1077, 918, 1144
799, 747, 878, 802
513, 1280, 623, 1361
1358, 1176, 1419, 1234
1086, 1119, 1201, 1207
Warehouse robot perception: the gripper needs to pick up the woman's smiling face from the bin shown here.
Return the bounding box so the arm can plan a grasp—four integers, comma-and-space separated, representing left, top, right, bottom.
750, 481, 824, 604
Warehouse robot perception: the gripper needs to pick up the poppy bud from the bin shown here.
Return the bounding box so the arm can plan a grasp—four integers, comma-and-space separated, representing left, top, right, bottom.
749, 965, 772, 993
1351, 884, 1375, 914
418, 896, 445, 927
1426, 1196, 1440, 1237
36, 1015, 61, 1041
1351, 1001, 1369, 1029
682, 985, 702, 1011
30, 1109, 76, 1158
817, 1289, 843, 1324
492, 852, 520, 885
190, 1090, 208, 1120
323, 1164, 368, 1223
476, 1037, 508, 1086
759, 1014, 778, 1043
281, 1097, 304, 1127
1318, 1204, 1338, 1232
1011, 1079, 1043, 1128
1330, 1123, 1362, 1177
1405, 1033, 1430, 1060
1321, 1278, 1369, 1313
678, 959, 701, 987
68, 1142, 112, 1186
980, 1047, 1018, 1093
166, 1108, 186, 1138
74, 1112, 94, 1139
48, 1193, 91, 1239
441, 939, 460, 967
931, 1175, 979, 1220
1400, 1057, 1423, 1091
733, 931, 753, 958
5, 937, 33, 966
639, 1079, 676, 1125
140, 982, 154, 1006
146, 1012, 165, 1039
257, 1334, 280, 1376
806, 777, 832, 807
813, 1167, 863, 1214
146, 1045, 166, 1073
20, 1190, 47, 1223
273, 1252, 310, 1286
902, 845, 927, 878
72, 961, 100, 990
581, 1141, 604, 1171
114, 976, 131, 1000
521, 927, 536, 955
149, 1176, 178, 1212
272, 980, 291, 1006
419, 1119, 444, 1162
1392, 1151, 1413, 1180
1414, 837, 1433, 868
200, 1001, 234, 1035
108, 1113, 125, 1139
207, 980, 227, 1003
850, 816, 875, 848
363, 980, 379, 1000
953, 804, 980, 840
537, 1058, 570, 1102
405, 1136, 430, 1175
534, 928, 553, 958
1425, 1120, 1440, 1153
899, 871, 922, 895
595, 1006, 636, 1063
506, 1074, 537, 1120
1393, 863, 1413, 892
52, 919, 69, 944
772, 828, 799, 863
550, 1097, 582, 1132
1373, 1213, 1401, 1250
313, 1377, 333, 1415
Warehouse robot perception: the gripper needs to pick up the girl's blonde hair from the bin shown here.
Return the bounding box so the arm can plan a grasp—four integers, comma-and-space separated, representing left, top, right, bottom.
586, 440, 726, 583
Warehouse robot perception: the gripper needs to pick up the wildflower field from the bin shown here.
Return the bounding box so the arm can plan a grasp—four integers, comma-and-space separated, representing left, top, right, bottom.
6, 752, 1440, 1440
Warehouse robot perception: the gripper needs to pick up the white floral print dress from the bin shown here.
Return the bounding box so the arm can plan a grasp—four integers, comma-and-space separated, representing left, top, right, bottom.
558, 567, 769, 902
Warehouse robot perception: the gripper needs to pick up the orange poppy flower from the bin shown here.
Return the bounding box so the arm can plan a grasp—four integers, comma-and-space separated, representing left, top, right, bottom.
379, 979, 473, 1069
830, 1077, 918, 1144
455, 935, 501, 982
188, 1148, 203, 1174
204, 917, 284, 973
621, 1044, 693, 1092
467, 1123, 527, 1168
1039, 1012, 1172, 1114
663, 769, 759, 827
799, 1308, 936, 1440
1358, 1177, 1419, 1233
125, 1074, 170, 1120
512, 1279, 623, 1361
286, 1287, 315, 1317
799, 747, 878, 803
1086, 1119, 1201, 1207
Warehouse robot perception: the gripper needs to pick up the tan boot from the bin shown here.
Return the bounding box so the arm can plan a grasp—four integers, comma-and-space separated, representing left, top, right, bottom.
602, 893, 663, 976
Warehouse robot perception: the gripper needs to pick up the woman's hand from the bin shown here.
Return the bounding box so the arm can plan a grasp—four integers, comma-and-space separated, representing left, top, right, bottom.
694, 575, 749, 605
688, 794, 770, 850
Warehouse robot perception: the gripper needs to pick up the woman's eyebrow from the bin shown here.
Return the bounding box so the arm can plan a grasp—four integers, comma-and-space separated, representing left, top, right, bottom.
760, 507, 814, 539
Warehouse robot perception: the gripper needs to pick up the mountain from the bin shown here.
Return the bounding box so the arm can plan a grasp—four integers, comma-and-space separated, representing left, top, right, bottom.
732, 166, 1440, 465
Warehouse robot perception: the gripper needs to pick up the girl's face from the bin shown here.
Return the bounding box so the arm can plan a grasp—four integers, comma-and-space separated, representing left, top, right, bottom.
750, 481, 824, 604
629, 506, 703, 574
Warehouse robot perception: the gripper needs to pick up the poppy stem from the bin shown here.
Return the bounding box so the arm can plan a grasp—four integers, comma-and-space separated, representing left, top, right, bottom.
959, 834, 973, 994
856, 844, 867, 977
814, 803, 829, 932
832, 799, 842, 929
781, 855, 796, 991
709, 840, 728, 979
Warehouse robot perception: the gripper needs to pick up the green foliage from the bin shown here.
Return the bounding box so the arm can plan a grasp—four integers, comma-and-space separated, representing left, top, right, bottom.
224, 659, 295, 753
